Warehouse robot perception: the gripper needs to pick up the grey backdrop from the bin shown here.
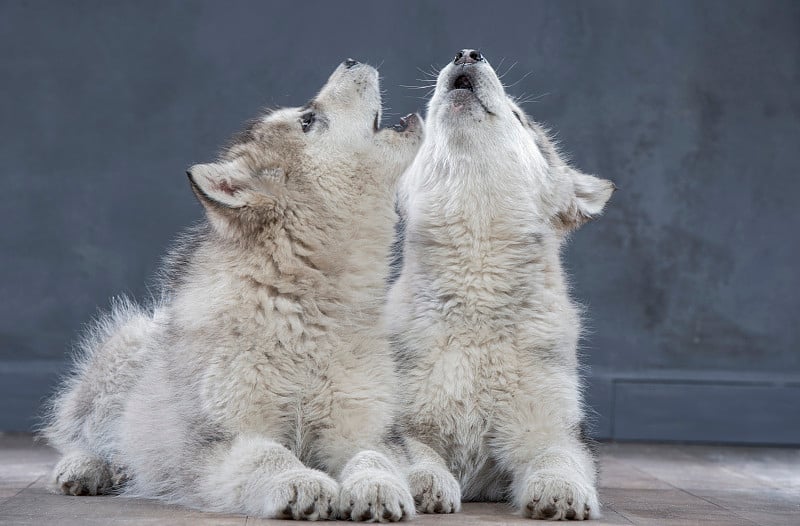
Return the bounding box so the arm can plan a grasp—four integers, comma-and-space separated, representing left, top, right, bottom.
2, 0, 798, 443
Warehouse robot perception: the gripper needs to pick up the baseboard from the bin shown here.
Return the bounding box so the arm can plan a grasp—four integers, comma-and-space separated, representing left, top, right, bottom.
0, 361, 66, 432
586, 368, 800, 445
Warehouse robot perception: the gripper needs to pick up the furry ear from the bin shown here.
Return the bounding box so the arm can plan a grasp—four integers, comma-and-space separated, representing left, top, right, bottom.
574, 171, 614, 217
557, 169, 615, 230
186, 160, 251, 210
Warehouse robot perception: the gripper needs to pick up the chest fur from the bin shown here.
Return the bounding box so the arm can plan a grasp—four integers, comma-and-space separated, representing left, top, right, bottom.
194, 288, 337, 455
403, 323, 521, 476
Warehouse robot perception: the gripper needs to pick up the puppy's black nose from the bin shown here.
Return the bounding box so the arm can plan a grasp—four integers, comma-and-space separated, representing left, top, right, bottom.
454, 49, 484, 65
344, 58, 359, 69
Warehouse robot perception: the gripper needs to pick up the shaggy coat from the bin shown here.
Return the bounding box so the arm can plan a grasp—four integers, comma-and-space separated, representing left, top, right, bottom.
387, 50, 614, 521
43, 61, 453, 521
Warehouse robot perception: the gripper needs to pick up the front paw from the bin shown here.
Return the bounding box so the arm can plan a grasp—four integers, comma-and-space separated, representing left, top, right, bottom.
339, 470, 414, 522
53, 452, 113, 496
264, 468, 339, 520
519, 471, 598, 520
407, 463, 461, 514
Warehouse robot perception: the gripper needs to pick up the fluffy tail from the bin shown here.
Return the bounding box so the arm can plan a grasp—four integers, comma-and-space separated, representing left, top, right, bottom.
40, 296, 161, 460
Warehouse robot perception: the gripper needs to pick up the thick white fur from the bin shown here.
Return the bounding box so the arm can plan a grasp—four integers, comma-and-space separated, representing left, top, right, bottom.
42, 62, 453, 521
387, 52, 614, 520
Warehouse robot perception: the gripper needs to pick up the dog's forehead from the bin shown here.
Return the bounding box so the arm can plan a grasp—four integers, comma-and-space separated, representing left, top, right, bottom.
247, 108, 304, 143
222, 108, 301, 161
259, 107, 300, 127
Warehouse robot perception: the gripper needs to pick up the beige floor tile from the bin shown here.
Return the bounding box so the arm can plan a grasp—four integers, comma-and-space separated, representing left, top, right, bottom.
598, 457, 673, 490
692, 488, 800, 526
1, 436, 799, 525
600, 487, 758, 526
603, 443, 771, 491
679, 445, 800, 491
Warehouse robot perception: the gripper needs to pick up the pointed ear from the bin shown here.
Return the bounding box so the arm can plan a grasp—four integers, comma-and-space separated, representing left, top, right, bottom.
186, 160, 250, 210
574, 170, 614, 217
557, 169, 615, 230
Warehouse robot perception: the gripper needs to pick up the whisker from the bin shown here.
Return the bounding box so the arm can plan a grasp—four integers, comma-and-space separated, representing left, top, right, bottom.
416, 66, 438, 80
503, 70, 534, 89
498, 61, 518, 80
515, 91, 550, 105
401, 84, 438, 90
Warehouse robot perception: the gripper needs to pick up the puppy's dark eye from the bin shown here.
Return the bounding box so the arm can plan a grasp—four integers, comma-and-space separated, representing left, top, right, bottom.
512, 110, 524, 125
300, 112, 315, 133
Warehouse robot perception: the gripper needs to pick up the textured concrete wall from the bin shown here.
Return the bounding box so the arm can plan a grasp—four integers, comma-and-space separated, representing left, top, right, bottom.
1, 1, 798, 440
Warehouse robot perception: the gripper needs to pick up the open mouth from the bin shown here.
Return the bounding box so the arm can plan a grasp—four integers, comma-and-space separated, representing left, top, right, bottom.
373, 110, 416, 133
391, 114, 415, 132
446, 71, 493, 115
452, 74, 474, 92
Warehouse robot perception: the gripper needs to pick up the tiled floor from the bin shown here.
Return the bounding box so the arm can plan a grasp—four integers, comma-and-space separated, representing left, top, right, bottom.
0, 434, 798, 525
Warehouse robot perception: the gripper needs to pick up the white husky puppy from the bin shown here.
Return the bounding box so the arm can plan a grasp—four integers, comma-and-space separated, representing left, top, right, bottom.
43, 60, 444, 521
388, 50, 614, 520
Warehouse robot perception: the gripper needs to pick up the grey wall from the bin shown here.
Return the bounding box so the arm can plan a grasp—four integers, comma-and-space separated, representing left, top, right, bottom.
2, 1, 798, 442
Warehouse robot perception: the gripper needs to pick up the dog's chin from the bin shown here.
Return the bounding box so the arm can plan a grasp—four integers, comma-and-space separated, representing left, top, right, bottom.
436, 89, 492, 122
448, 87, 478, 106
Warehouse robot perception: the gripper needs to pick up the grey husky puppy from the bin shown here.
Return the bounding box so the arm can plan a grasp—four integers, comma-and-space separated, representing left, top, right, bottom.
43, 60, 451, 521
387, 50, 614, 520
